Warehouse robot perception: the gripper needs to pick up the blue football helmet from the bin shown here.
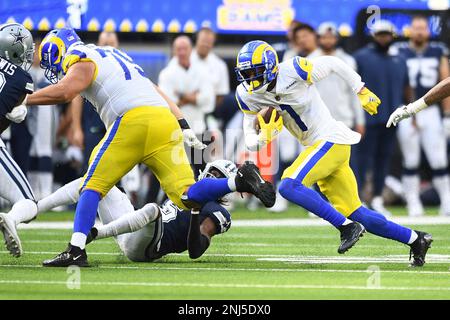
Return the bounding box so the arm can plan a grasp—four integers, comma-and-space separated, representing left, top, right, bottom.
235, 40, 279, 93
39, 28, 83, 84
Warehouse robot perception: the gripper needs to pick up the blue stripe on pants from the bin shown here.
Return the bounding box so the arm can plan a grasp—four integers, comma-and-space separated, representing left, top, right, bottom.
296, 142, 334, 182
81, 115, 123, 191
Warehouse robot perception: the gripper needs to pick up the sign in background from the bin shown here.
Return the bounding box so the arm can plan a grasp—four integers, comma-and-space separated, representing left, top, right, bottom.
0, 0, 444, 36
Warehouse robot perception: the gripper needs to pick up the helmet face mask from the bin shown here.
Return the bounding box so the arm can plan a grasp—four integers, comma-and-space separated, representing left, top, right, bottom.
235, 40, 279, 93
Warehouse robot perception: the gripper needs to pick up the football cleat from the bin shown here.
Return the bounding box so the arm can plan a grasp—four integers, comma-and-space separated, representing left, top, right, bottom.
0, 213, 22, 257
42, 243, 89, 267
409, 231, 433, 267
235, 161, 276, 208
337, 222, 365, 254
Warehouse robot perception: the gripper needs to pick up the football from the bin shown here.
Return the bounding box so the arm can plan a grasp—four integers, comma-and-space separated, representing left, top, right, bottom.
254, 106, 281, 132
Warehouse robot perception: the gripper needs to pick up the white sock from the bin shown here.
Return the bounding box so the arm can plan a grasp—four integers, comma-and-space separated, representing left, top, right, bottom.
432, 175, 450, 207
402, 175, 421, 204
408, 230, 418, 244
7, 199, 38, 225
37, 178, 82, 213
342, 219, 353, 226
227, 177, 236, 191
70, 232, 87, 250
96, 203, 158, 240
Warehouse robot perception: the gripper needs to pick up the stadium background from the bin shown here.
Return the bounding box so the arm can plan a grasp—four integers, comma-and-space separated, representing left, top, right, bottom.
1, 0, 449, 208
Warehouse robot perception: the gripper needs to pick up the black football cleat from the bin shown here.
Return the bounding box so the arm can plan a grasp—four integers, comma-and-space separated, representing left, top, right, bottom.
235, 161, 276, 208
337, 222, 365, 254
86, 227, 98, 245
42, 243, 89, 267
409, 231, 433, 267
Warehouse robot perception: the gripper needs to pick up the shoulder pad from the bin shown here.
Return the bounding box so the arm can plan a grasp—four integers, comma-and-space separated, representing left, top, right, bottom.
292, 56, 313, 84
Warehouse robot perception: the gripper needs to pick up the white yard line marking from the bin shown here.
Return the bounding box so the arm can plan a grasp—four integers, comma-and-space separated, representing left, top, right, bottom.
1, 250, 449, 264
1, 264, 449, 275
17, 216, 450, 230
0, 279, 448, 291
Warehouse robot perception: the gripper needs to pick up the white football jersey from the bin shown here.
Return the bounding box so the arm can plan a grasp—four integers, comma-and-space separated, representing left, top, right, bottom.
62, 44, 168, 128
237, 56, 363, 147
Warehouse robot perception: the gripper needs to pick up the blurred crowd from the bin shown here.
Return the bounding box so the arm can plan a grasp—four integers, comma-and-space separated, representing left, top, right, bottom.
1, 16, 449, 217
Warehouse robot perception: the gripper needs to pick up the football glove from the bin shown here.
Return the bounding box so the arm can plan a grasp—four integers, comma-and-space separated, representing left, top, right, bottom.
386, 105, 413, 128
257, 109, 283, 145
386, 98, 428, 128
358, 87, 381, 115
6, 105, 27, 123
183, 128, 207, 150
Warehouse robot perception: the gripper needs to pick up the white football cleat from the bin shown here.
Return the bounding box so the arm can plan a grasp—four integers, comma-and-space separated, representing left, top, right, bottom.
0, 213, 22, 257
370, 196, 392, 217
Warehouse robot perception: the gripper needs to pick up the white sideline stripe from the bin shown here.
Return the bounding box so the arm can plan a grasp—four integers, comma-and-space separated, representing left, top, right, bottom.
17, 216, 450, 230
1, 264, 449, 275
0, 279, 448, 291
2, 250, 449, 264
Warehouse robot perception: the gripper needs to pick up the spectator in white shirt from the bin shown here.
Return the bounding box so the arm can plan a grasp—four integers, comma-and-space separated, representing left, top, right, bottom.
192, 27, 230, 108
158, 35, 215, 174
308, 22, 365, 135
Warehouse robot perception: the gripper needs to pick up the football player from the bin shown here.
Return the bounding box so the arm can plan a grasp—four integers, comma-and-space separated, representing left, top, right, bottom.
389, 16, 450, 216
36, 160, 236, 263
5, 28, 275, 266
0, 23, 39, 257
235, 40, 432, 266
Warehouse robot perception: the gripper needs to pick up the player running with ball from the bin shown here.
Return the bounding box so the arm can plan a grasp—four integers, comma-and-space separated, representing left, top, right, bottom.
234, 40, 432, 267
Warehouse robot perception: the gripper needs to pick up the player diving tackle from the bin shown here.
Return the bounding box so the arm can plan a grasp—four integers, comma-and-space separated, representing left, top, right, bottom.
234, 40, 432, 267
35, 160, 237, 262
0, 28, 276, 267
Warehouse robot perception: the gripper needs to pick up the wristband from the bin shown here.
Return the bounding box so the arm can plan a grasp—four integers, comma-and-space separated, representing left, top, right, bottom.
191, 209, 200, 215
178, 118, 190, 130
406, 98, 428, 115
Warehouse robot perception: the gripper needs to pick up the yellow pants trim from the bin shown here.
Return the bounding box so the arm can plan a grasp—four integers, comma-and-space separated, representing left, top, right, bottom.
281, 140, 362, 216
81, 106, 195, 209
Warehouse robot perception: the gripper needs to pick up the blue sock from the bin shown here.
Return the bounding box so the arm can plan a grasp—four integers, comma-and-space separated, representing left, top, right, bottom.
187, 178, 231, 204
279, 178, 346, 228
73, 190, 101, 236
349, 206, 412, 244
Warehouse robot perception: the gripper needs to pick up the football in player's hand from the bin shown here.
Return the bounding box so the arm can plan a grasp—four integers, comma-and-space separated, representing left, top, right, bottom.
254, 106, 280, 132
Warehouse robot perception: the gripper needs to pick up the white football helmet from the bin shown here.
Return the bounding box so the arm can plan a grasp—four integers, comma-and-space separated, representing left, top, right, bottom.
198, 160, 237, 180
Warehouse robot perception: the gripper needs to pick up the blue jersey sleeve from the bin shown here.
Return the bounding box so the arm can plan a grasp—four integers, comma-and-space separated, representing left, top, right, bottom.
200, 201, 231, 234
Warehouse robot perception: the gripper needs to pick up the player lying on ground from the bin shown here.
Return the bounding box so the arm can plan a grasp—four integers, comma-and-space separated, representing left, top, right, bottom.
0, 28, 275, 267
387, 76, 450, 127
234, 40, 432, 266
0, 23, 40, 257
35, 160, 236, 262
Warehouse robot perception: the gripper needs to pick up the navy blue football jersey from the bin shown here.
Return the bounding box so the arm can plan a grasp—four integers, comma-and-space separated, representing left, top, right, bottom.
0, 56, 33, 118
156, 200, 231, 258
395, 42, 449, 99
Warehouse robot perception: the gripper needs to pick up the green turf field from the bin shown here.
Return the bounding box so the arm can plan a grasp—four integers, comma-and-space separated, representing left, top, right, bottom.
0, 206, 449, 299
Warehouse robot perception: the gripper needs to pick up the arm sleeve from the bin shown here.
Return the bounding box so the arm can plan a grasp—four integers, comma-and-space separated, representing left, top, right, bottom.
187, 212, 211, 259
310, 56, 365, 93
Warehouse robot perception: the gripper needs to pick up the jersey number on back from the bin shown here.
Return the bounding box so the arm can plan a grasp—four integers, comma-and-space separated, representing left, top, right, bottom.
95, 48, 146, 81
